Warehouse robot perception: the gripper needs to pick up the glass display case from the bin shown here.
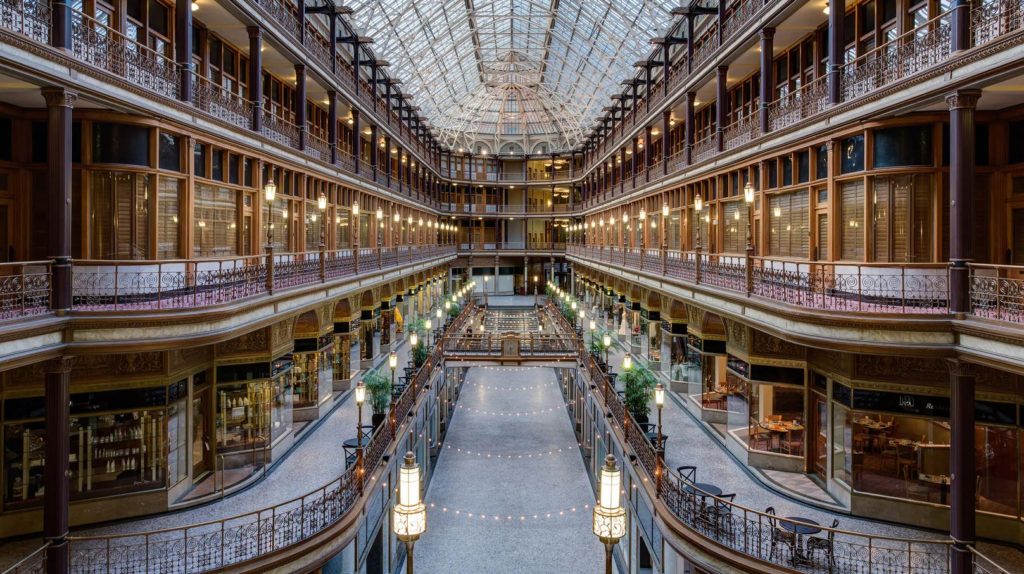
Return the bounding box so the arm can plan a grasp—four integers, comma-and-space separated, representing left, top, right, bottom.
647, 319, 662, 367
215, 359, 294, 453
293, 336, 333, 410
4, 386, 169, 506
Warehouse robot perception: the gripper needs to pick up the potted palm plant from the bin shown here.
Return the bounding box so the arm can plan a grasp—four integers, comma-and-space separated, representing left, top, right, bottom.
363, 369, 392, 429
622, 364, 657, 425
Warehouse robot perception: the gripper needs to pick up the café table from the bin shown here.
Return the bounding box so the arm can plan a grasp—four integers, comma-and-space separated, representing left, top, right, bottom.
780, 517, 822, 562
343, 435, 371, 467
682, 482, 723, 498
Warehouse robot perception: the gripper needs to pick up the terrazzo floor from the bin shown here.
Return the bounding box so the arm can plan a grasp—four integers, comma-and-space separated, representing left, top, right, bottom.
409, 365, 612, 573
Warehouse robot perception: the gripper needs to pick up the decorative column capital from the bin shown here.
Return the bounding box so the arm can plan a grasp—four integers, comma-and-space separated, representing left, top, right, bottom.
247, 25, 262, 40
760, 27, 775, 41
946, 89, 981, 111
41, 87, 77, 108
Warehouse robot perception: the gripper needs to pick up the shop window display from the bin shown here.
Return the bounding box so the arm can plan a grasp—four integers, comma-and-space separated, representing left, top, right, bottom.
4, 386, 170, 507
293, 336, 334, 410
215, 359, 293, 454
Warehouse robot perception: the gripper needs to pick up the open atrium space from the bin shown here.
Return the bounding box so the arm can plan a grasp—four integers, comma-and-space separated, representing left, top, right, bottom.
4, 0, 1024, 572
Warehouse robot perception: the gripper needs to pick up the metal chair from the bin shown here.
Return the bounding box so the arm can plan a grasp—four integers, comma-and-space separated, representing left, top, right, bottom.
765, 507, 796, 564
677, 465, 697, 483
806, 518, 839, 570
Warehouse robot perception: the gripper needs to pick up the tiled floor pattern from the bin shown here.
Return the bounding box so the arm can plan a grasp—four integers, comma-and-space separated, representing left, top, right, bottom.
410, 365, 609, 573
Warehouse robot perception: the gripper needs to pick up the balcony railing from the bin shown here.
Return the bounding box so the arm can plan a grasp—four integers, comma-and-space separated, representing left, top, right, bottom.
70, 9, 180, 100
722, 113, 759, 150
968, 264, 1024, 323
841, 10, 953, 102
568, 245, 951, 315
0, 543, 48, 574
0, 261, 51, 322
190, 73, 254, 131
69, 245, 454, 313
766, 76, 830, 132
0, 0, 49, 43
691, 133, 717, 164
261, 111, 301, 149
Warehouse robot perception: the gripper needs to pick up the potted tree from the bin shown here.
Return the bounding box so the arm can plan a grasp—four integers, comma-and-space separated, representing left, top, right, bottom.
622, 364, 657, 425
412, 336, 428, 369
363, 369, 392, 429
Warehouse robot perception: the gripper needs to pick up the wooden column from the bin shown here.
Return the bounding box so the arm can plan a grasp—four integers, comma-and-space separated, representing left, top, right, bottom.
248, 27, 263, 132
948, 90, 980, 314
684, 92, 695, 165
175, 0, 192, 100
948, 360, 976, 574
327, 90, 338, 164
759, 28, 774, 134
44, 358, 72, 574
42, 87, 76, 313
716, 65, 728, 152
295, 64, 306, 150
352, 109, 361, 174
827, 0, 844, 104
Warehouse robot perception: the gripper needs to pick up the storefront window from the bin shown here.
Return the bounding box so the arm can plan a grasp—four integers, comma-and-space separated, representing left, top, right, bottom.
746, 383, 805, 456
768, 189, 809, 258
977, 425, 1016, 516
336, 210, 350, 249
157, 177, 181, 259
89, 171, 151, 259
4, 386, 169, 507
647, 321, 662, 366
194, 183, 239, 257
840, 180, 865, 260
851, 413, 950, 502
833, 402, 851, 484
870, 174, 933, 263
167, 379, 188, 487
669, 335, 687, 382
293, 338, 334, 410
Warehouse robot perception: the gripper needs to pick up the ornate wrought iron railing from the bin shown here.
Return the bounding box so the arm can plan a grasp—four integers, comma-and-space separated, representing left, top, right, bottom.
766, 76, 830, 132
0, 543, 47, 574
722, 113, 760, 150
70, 246, 454, 312
0, 260, 50, 321
190, 73, 254, 131
567, 245, 951, 316
968, 264, 1024, 323
0, 0, 49, 43
841, 10, 953, 102
70, 9, 180, 100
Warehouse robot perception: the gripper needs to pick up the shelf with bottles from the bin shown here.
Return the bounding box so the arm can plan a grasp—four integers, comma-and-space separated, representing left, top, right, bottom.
218, 380, 273, 452
3, 423, 46, 505
71, 411, 166, 496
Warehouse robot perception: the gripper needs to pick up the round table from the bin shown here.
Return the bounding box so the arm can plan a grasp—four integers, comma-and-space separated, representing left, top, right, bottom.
682, 483, 723, 498
343, 436, 371, 449
780, 517, 821, 535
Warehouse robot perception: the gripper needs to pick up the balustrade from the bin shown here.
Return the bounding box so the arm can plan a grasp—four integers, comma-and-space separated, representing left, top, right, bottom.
69, 246, 453, 313
0, 0, 49, 43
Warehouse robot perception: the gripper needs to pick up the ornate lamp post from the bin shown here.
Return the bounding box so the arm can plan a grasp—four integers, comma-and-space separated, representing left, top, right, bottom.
354, 381, 366, 488
602, 333, 611, 366
318, 192, 328, 249
593, 454, 626, 574
533, 275, 539, 308
654, 382, 665, 490
389, 350, 398, 390
393, 451, 426, 574
425, 318, 432, 347
483, 275, 489, 308
743, 181, 755, 254
264, 179, 277, 249
435, 307, 443, 332
622, 354, 633, 372
589, 319, 597, 347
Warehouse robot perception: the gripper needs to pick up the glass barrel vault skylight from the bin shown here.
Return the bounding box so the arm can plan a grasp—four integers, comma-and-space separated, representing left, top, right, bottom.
346, 0, 678, 153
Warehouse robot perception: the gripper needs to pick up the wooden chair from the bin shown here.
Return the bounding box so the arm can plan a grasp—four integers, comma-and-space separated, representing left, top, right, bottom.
765, 507, 797, 564
749, 421, 773, 451
806, 518, 839, 569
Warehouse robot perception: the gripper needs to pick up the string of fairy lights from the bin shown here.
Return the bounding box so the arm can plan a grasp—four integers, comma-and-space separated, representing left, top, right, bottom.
441, 443, 580, 459
465, 381, 551, 391
460, 403, 565, 415
425, 502, 593, 523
